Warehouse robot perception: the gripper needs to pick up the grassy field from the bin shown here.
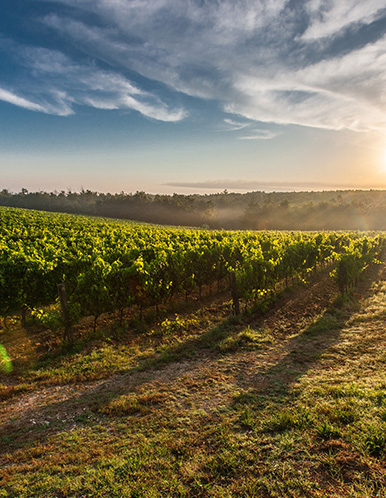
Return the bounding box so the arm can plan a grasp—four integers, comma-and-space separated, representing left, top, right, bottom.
1, 263, 386, 497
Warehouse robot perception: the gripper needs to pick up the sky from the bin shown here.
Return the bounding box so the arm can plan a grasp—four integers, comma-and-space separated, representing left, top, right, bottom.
1, 0, 386, 194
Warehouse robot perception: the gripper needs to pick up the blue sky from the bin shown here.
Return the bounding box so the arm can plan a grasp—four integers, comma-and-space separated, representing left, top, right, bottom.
1, 0, 386, 194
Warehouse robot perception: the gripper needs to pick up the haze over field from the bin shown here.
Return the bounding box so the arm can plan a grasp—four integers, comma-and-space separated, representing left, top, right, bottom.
1, 0, 386, 193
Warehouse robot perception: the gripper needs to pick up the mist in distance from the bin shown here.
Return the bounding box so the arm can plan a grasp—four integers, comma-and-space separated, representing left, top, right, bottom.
2, 188, 386, 231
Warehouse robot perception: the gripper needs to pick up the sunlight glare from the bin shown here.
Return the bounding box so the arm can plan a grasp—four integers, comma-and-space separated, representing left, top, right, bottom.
380, 149, 386, 172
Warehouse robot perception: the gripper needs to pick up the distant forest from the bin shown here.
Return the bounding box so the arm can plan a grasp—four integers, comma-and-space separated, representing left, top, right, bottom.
2, 188, 386, 230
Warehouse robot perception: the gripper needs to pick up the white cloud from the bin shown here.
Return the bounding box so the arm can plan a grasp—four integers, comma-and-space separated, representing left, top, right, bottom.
8, 0, 386, 132
239, 129, 281, 140
40, 2, 292, 100
0, 87, 50, 113
302, 0, 386, 40
223, 118, 251, 131
230, 35, 386, 131
2, 42, 186, 121
121, 95, 187, 122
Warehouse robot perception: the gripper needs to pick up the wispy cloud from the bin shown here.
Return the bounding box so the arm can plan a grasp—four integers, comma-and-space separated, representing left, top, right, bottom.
239, 129, 281, 140
0, 87, 47, 113
222, 119, 281, 139
302, 0, 386, 41
0, 41, 186, 121
223, 118, 251, 131
228, 34, 386, 131
4, 1, 386, 132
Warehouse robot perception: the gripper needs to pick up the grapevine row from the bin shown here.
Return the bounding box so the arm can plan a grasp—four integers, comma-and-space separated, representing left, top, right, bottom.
0, 207, 382, 331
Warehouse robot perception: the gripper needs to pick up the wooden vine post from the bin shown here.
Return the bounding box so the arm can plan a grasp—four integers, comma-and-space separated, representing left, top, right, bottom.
57, 283, 73, 343
229, 271, 240, 316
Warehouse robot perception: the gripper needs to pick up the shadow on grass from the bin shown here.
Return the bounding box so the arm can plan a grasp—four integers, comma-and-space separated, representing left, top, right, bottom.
0, 313, 242, 456
233, 261, 384, 406
243, 300, 352, 399
0, 262, 382, 459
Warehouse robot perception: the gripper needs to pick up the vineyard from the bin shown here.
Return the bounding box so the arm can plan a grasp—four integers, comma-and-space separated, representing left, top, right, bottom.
2, 207, 386, 497
0, 207, 383, 337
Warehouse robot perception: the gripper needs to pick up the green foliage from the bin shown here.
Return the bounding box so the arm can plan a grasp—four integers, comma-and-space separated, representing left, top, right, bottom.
0, 207, 383, 331
31, 307, 61, 331
364, 425, 386, 456
74, 257, 113, 322
0, 344, 12, 373
315, 421, 341, 440
265, 406, 314, 433
265, 409, 299, 433
150, 314, 199, 336
333, 237, 383, 294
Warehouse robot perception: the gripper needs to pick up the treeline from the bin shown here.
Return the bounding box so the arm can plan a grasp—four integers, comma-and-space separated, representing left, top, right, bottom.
2, 188, 386, 230
0, 189, 213, 227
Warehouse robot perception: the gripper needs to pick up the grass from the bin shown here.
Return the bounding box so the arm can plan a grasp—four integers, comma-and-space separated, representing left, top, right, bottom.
217, 326, 272, 353
1, 269, 386, 496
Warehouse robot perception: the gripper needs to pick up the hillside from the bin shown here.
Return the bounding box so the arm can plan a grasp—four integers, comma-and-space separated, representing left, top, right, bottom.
2, 188, 386, 230
1, 260, 386, 497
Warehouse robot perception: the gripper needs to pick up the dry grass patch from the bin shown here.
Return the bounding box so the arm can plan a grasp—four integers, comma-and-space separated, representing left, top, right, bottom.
100, 389, 171, 416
